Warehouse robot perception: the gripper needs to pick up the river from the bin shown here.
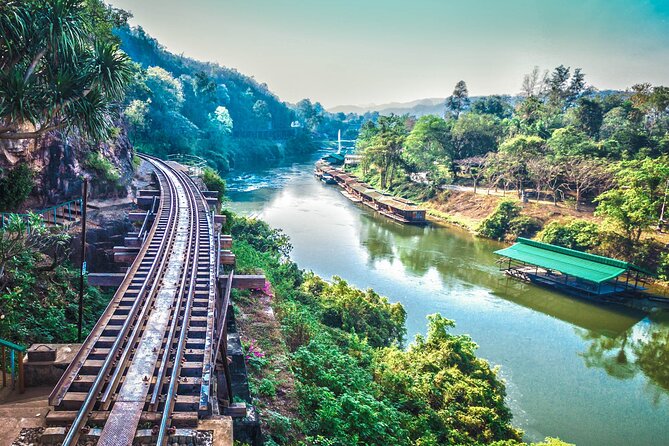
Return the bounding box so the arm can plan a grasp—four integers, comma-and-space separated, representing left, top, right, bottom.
226, 152, 669, 446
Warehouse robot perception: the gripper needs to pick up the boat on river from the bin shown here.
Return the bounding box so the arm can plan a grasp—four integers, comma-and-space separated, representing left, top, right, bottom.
320, 173, 336, 184
315, 163, 427, 224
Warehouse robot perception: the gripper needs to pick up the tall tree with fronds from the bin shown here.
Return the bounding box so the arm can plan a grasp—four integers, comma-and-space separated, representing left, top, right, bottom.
0, 0, 133, 142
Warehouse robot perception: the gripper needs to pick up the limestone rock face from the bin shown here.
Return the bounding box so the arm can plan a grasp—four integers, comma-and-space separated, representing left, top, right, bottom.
0, 125, 135, 208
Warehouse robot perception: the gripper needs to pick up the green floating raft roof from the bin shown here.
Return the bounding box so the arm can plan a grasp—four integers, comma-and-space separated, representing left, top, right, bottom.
494, 238, 652, 284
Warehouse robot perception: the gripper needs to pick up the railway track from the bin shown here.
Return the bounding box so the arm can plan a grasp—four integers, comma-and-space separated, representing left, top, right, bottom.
48, 154, 220, 445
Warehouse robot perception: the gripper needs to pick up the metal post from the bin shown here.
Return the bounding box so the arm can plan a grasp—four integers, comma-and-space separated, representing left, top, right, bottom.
78, 179, 89, 342
18, 351, 24, 394
1, 345, 5, 387
10, 349, 15, 389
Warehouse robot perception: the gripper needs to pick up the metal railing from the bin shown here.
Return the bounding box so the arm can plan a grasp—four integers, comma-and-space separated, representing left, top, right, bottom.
166, 153, 208, 177
0, 338, 25, 394
0, 198, 83, 231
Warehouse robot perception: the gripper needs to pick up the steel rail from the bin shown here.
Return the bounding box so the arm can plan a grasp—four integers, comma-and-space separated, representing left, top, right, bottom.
60, 158, 181, 446
155, 162, 206, 445
149, 168, 201, 409
99, 170, 181, 408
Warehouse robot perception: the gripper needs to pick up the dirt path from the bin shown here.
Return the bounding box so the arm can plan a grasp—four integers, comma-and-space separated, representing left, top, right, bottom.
0, 385, 50, 446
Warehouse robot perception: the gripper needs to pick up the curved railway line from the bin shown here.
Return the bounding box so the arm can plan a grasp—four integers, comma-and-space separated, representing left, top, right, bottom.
47, 154, 227, 445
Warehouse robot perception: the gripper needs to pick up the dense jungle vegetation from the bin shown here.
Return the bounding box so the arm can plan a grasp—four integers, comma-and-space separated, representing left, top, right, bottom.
0, 0, 360, 345
354, 71, 669, 281
230, 215, 571, 446
116, 25, 366, 173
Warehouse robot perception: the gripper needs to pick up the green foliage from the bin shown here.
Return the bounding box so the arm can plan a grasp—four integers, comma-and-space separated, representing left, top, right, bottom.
658, 252, 669, 282
508, 216, 543, 238
375, 314, 522, 445
231, 214, 527, 446
477, 200, 521, 240
201, 167, 226, 199
594, 157, 669, 243
404, 115, 453, 180
85, 152, 121, 183
451, 112, 505, 159
445, 80, 470, 119
0, 164, 34, 211
116, 26, 329, 170
358, 115, 410, 189
302, 274, 406, 348
0, 216, 109, 344
0, 0, 132, 141
231, 215, 292, 257
538, 219, 600, 251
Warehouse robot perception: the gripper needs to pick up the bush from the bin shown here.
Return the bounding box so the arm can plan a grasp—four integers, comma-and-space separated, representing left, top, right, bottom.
476, 200, 520, 240
538, 219, 600, 251
201, 167, 226, 199
0, 164, 34, 211
508, 216, 543, 238
231, 213, 529, 446
658, 252, 669, 282
85, 152, 120, 183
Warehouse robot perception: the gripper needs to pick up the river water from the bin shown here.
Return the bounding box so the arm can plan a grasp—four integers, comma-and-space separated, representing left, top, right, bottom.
226, 152, 669, 446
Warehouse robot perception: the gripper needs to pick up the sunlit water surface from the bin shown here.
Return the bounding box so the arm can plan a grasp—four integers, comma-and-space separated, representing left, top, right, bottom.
227, 152, 669, 446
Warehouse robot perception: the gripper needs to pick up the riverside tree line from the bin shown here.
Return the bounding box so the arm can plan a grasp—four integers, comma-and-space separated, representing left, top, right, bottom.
355, 68, 669, 280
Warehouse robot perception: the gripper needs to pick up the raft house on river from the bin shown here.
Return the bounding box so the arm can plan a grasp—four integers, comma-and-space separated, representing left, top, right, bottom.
315, 163, 427, 224
495, 237, 653, 298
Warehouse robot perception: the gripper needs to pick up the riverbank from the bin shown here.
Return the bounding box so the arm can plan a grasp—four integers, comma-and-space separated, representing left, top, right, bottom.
229, 213, 574, 446
227, 159, 669, 446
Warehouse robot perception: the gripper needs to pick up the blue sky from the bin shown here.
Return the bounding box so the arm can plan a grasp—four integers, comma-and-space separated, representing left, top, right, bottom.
108, 0, 669, 108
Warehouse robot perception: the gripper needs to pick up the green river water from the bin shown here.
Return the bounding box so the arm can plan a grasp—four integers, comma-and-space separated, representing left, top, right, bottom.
227, 153, 669, 446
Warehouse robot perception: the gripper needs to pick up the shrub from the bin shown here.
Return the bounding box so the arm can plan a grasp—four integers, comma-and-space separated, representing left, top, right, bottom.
538, 219, 600, 251
476, 200, 520, 240
0, 164, 34, 211
658, 251, 669, 282
85, 152, 120, 183
201, 167, 226, 199
508, 216, 543, 238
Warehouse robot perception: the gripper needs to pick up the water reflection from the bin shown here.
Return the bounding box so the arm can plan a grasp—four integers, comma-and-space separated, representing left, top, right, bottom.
357, 209, 646, 334
578, 313, 669, 400
227, 154, 669, 446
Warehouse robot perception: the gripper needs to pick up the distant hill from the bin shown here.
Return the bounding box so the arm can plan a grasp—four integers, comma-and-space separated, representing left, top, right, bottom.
329, 98, 446, 116
330, 90, 624, 117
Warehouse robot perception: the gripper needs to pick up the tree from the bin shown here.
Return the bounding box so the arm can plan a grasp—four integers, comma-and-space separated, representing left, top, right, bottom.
595, 188, 655, 243
520, 66, 548, 98
123, 99, 149, 141
444, 80, 470, 119
597, 157, 669, 232
526, 157, 564, 202
471, 95, 513, 119
562, 157, 610, 210
498, 135, 545, 196
362, 115, 408, 189
547, 127, 598, 158
144, 66, 184, 111
573, 97, 603, 138
547, 65, 588, 109
296, 98, 324, 132
252, 99, 272, 128
0, 0, 133, 141
211, 106, 233, 134
451, 113, 503, 159
403, 115, 452, 182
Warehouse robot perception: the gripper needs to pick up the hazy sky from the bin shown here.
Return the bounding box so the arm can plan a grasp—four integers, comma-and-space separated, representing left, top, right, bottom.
108, 0, 669, 108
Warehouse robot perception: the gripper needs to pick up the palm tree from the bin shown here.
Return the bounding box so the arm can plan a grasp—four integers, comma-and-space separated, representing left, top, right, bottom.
0, 0, 132, 142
